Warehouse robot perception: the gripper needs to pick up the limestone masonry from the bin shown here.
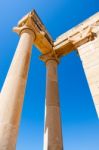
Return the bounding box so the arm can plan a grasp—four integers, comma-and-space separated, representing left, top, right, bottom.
0, 10, 99, 150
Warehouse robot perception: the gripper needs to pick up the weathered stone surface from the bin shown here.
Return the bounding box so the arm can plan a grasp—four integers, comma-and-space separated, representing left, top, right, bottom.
0, 123, 17, 150
54, 12, 99, 57
40, 54, 63, 150
0, 28, 35, 149
78, 36, 99, 117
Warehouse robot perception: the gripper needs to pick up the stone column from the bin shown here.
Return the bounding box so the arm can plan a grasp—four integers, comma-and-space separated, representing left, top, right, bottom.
40, 52, 63, 150
77, 32, 99, 117
0, 26, 35, 150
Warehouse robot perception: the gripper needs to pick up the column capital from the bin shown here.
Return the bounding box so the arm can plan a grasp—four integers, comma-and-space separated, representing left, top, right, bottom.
13, 11, 39, 40
13, 25, 36, 41
13, 10, 53, 54
40, 51, 59, 64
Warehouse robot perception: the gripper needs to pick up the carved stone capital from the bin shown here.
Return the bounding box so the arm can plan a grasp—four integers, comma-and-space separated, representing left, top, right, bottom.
40, 51, 59, 64
13, 25, 36, 41
13, 10, 53, 54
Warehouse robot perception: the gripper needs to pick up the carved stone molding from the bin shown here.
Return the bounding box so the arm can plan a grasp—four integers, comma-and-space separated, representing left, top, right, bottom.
40, 51, 59, 64
54, 12, 99, 57
13, 10, 53, 54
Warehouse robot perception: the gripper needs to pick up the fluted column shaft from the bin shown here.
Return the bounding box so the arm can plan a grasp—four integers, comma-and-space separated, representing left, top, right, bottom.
42, 55, 63, 150
0, 29, 35, 150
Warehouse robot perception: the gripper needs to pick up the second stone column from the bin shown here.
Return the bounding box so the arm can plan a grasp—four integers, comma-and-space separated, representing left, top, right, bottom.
40, 52, 63, 150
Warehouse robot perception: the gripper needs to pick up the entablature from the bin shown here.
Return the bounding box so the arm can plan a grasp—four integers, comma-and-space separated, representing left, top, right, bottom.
54, 12, 99, 57
13, 11, 99, 58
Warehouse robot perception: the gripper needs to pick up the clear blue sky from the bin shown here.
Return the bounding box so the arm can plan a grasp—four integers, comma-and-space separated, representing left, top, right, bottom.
0, 0, 99, 150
